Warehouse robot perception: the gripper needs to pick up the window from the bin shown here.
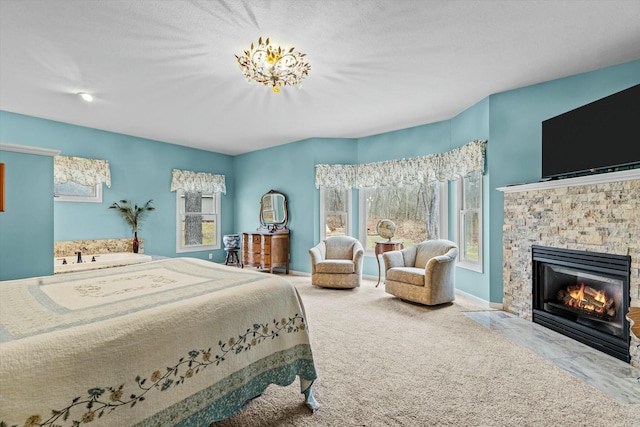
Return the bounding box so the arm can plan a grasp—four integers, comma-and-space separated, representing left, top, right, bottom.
176, 190, 220, 252
320, 187, 352, 240
54, 181, 102, 203
359, 182, 447, 252
456, 170, 482, 271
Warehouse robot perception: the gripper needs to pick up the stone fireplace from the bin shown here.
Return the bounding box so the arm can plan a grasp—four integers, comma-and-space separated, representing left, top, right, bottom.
532, 245, 630, 362
499, 170, 640, 367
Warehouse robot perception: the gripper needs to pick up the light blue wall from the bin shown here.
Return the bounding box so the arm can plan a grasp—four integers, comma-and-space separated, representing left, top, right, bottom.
0, 150, 54, 280
2, 60, 638, 303
0, 111, 236, 269
234, 137, 357, 272
486, 59, 640, 303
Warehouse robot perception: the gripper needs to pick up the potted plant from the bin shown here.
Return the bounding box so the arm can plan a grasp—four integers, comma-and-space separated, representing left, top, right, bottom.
109, 199, 155, 253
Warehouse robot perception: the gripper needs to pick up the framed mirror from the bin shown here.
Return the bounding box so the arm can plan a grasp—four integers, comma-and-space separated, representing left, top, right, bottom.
259, 189, 288, 232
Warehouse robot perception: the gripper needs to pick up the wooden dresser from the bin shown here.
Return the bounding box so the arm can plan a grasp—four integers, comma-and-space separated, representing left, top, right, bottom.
242, 231, 290, 274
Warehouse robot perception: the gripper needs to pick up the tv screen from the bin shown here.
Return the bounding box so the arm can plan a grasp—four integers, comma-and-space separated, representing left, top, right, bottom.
542, 84, 640, 179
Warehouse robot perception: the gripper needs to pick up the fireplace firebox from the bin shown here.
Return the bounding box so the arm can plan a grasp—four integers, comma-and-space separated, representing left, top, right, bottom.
532, 245, 630, 362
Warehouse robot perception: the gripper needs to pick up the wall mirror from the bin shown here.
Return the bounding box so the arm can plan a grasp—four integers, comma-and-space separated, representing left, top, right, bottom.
259, 189, 288, 233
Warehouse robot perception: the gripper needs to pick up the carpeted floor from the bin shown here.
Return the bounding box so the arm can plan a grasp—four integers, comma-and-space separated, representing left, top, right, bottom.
212, 275, 640, 426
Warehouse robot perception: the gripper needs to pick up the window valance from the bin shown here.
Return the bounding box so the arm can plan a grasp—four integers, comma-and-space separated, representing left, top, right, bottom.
313, 164, 358, 190
53, 155, 111, 187
315, 140, 486, 189
170, 169, 226, 194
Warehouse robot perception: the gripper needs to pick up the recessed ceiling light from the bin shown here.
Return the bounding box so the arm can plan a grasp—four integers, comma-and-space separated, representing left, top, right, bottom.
78, 92, 93, 102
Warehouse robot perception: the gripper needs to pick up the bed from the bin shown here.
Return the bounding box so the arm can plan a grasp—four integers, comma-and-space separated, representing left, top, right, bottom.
0, 257, 318, 426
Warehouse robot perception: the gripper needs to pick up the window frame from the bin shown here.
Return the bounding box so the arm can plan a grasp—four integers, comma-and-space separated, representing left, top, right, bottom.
455, 171, 483, 272
175, 189, 221, 253
358, 182, 448, 254
54, 182, 103, 203
319, 187, 352, 240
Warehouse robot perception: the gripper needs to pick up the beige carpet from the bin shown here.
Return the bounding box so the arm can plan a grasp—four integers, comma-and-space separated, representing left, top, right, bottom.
213, 276, 640, 426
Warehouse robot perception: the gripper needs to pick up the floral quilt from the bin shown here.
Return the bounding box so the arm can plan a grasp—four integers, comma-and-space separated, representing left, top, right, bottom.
0, 258, 317, 426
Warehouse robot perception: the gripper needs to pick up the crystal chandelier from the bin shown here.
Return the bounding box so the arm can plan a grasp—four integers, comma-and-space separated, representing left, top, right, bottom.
236, 37, 310, 93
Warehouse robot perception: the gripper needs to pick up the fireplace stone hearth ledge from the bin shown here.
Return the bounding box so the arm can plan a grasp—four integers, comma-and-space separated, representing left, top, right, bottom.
498, 169, 640, 367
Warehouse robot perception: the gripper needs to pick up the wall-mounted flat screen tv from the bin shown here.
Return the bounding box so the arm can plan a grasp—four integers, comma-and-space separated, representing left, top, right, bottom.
542, 84, 640, 179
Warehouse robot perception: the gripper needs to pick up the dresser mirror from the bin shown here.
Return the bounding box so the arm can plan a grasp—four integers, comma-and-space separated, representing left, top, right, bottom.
259, 189, 288, 232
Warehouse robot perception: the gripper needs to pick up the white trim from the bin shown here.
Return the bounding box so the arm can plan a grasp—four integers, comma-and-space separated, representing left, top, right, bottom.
497, 169, 640, 193
438, 181, 448, 239
490, 301, 504, 310
0, 142, 60, 157
454, 289, 493, 309
455, 172, 483, 273
319, 187, 352, 240
319, 187, 326, 240
358, 188, 368, 251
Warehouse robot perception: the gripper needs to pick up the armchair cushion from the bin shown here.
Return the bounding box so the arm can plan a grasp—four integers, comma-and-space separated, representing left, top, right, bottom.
385, 267, 425, 286
316, 259, 355, 274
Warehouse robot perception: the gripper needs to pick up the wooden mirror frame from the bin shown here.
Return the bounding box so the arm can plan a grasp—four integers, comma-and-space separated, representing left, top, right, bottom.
258, 189, 288, 233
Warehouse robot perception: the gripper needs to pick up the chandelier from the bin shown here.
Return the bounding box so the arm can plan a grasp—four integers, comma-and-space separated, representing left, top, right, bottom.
236, 37, 310, 93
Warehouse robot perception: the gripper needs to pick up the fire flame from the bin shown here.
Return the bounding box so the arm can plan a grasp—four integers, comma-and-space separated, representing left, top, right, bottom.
568, 283, 585, 301
566, 283, 607, 314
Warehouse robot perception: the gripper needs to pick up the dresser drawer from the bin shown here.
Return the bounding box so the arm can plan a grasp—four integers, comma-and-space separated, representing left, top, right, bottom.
248, 243, 270, 254
248, 234, 263, 244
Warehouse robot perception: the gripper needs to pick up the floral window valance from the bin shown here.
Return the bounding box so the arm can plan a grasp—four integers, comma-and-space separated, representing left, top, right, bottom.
170, 169, 226, 194
54, 155, 111, 187
315, 140, 486, 189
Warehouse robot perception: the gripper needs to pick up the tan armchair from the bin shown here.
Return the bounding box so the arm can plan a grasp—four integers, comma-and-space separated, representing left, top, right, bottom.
382, 239, 458, 305
309, 236, 364, 289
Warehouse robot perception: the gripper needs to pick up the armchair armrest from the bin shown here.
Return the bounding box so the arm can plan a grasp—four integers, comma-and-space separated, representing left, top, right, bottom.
424, 247, 458, 271
424, 246, 459, 285
308, 244, 326, 274
382, 250, 405, 273
352, 241, 365, 274
432, 247, 458, 264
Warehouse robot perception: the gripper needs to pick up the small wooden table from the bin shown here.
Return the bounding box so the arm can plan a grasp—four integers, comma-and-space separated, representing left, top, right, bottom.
375, 240, 403, 287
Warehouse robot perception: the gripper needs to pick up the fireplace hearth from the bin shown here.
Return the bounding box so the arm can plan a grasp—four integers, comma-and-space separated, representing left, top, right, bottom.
532, 246, 630, 362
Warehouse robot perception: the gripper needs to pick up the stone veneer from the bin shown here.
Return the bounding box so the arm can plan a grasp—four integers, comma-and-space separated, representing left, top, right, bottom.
54, 238, 144, 258
501, 173, 640, 367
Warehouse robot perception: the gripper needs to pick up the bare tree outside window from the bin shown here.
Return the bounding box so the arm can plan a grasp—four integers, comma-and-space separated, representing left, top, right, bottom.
363, 182, 442, 251
184, 191, 203, 245
323, 188, 349, 237
177, 191, 219, 252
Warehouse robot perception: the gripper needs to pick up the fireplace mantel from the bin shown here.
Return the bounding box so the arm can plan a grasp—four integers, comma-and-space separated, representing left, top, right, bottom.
497, 169, 640, 193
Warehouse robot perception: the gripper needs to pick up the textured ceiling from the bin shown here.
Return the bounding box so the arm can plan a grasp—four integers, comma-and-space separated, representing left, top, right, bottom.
1, 0, 639, 155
